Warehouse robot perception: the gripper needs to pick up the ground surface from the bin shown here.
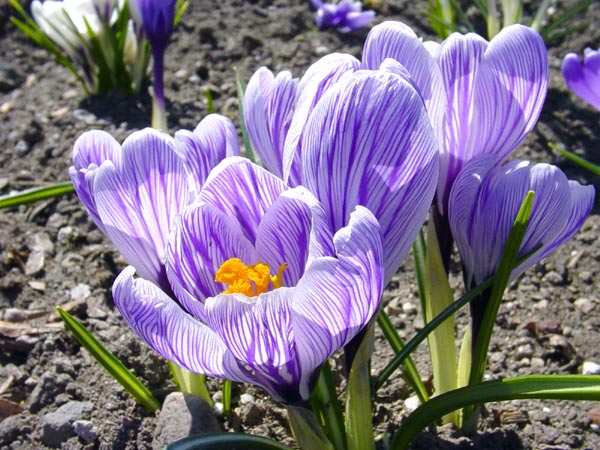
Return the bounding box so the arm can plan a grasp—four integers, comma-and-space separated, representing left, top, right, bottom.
0, 0, 599, 449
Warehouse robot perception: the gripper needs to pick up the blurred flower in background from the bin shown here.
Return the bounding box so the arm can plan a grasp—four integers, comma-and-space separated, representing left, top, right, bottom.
562, 47, 600, 111
310, 0, 375, 32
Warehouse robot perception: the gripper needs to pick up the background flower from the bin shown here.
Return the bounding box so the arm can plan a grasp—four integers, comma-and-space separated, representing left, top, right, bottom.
562, 48, 600, 111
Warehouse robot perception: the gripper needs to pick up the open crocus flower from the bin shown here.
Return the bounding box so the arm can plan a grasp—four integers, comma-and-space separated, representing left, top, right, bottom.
244, 59, 439, 284
69, 114, 239, 289
113, 158, 384, 403
449, 154, 595, 289
562, 48, 600, 111
310, 0, 375, 32
362, 21, 549, 217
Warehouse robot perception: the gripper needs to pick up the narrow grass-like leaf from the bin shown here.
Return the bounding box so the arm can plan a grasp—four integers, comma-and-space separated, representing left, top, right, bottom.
56, 307, 160, 412
345, 322, 375, 450
288, 404, 336, 450
538, 0, 592, 40
377, 310, 429, 403
204, 88, 215, 114
169, 362, 212, 406
174, 0, 189, 26
311, 362, 347, 450
390, 375, 600, 450
234, 67, 256, 162
0, 181, 74, 210
222, 379, 232, 416
165, 432, 296, 450
412, 229, 427, 316
550, 143, 600, 177
375, 246, 540, 391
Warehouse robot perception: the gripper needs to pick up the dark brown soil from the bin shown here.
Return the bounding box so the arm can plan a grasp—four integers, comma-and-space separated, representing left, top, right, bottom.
0, 0, 599, 449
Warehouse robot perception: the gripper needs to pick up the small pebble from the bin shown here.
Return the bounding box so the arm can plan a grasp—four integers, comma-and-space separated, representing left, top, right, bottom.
574, 298, 594, 313
404, 395, 419, 412
582, 361, 600, 375
239, 393, 255, 405
70, 284, 92, 301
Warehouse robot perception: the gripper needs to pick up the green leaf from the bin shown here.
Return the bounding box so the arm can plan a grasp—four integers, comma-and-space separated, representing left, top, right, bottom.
345, 322, 375, 450
423, 220, 457, 424
165, 432, 296, 450
287, 404, 335, 450
550, 143, 600, 177
168, 362, 212, 406
390, 375, 600, 450
56, 307, 160, 412
463, 191, 534, 425
0, 181, 74, 209
310, 362, 347, 450
377, 310, 429, 403
234, 68, 256, 162
222, 379, 232, 416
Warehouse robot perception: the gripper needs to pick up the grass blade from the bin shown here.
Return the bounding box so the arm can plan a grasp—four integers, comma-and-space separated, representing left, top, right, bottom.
56, 307, 160, 412
0, 181, 74, 209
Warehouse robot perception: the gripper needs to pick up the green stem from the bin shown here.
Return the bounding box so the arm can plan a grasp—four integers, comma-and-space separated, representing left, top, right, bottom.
551, 144, 600, 177
377, 311, 428, 403
390, 375, 600, 450
222, 379, 232, 416
0, 181, 74, 209
168, 362, 212, 406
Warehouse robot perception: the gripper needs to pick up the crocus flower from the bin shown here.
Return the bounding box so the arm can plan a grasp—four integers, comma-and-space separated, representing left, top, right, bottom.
69, 114, 239, 289
244, 57, 439, 284
311, 0, 375, 32
449, 154, 595, 288
562, 48, 600, 111
112, 157, 384, 403
362, 21, 549, 218
129, 0, 178, 128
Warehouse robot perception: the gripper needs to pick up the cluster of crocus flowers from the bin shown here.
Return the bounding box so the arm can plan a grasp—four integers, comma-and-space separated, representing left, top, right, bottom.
24, 0, 147, 94
70, 55, 441, 403
310, 0, 375, 32
562, 47, 600, 111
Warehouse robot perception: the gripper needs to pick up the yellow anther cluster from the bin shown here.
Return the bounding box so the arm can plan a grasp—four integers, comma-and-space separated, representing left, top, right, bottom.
215, 257, 287, 296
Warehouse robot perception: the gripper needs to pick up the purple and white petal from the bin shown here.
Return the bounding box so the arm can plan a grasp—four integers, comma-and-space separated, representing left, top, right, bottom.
204, 289, 302, 402
255, 186, 333, 286
175, 114, 240, 196
467, 25, 548, 166
94, 128, 190, 287
562, 48, 600, 111
69, 130, 123, 232
283, 53, 360, 185
113, 266, 251, 383
166, 202, 257, 321
243, 68, 298, 179
199, 157, 287, 244
292, 206, 384, 390
432, 31, 489, 212
301, 69, 438, 283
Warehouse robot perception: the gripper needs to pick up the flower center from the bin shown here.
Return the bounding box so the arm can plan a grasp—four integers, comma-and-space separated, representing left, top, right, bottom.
215, 258, 287, 296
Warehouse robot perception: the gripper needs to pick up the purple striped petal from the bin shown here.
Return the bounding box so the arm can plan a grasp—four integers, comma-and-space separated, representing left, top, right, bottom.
204, 289, 302, 402
255, 187, 334, 287
166, 202, 257, 321
283, 53, 360, 185
301, 69, 439, 283
113, 266, 252, 383
449, 155, 594, 286
468, 25, 548, 168
93, 128, 190, 288
243, 68, 298, 179
292, 206, 384, 386
199, 157, 287, 244
175, 114, 240, 196
69, 130, 122, 233
562, 48, 600, 110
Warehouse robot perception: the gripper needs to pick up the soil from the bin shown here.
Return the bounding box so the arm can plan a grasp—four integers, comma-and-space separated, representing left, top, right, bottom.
0, 0, 599, 449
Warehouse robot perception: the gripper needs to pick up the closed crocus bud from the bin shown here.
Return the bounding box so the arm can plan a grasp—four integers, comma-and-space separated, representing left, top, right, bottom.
311, 0, 375, 32
128, 0, 177, 51
562, 48, 600, 111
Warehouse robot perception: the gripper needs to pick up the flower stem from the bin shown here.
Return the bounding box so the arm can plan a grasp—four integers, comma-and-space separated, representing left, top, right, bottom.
151, 46, 167, 130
